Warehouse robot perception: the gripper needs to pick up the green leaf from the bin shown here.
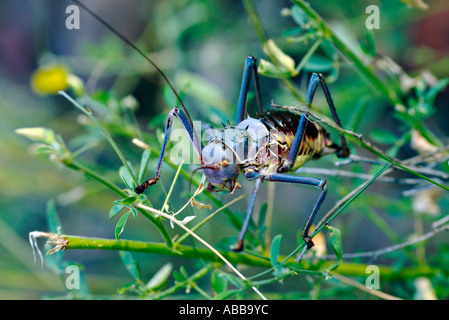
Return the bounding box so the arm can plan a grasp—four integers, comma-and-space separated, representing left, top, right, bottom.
119, 251, 141, 281
290, 5, 307, 26
146, 263, 173, 291
115, 210, 130, 240
217, 272, 242, 288
211, 270, 228, 294
360, 29, 377, 57
328, 226, 342, 260
258, 203, 268, 229
214, 289, 241, 300
131, 207, 138, 219
321, 39, 337, 62
173, 271, 187, 282
162, 83, 184, 108
270, 234, 283, 268
109, 203, 125, 219
179, 266, 189, 279
120, 195, 137, 206
138, 149, 152, 183
326, 226, 343, 273
119, 162, 136, 189
46, 199, 62, 234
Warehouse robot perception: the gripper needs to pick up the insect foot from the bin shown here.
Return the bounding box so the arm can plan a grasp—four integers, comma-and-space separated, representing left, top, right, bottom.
303, 235, 315, 249
230, 239, 244, 252
135, 178, 158, 194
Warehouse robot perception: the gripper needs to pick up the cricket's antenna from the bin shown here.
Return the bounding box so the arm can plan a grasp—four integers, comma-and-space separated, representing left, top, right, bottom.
70, 0, 201, 153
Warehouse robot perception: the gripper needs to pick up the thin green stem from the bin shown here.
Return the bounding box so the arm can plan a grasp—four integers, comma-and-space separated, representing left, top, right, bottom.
136, 203, 267, 300
153, 265, 213, 299
44, 234, 438, 279
62, 159, 127, 198
302, 107, 449, 192
295, 37, 323, 74
59, 90, 138, 186
174, 194, 246, 246
61, 159, 173, 248
161, 160, 184, 213
282, 163, 391, 264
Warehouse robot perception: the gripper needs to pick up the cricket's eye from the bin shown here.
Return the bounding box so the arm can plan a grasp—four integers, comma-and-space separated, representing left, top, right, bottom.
222, 159, 228, 167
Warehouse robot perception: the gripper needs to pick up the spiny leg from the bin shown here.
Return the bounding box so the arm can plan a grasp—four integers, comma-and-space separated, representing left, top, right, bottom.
135, 107, 202, 194
263, 173, 328, 262
233, 170, 328, 261
231, 176, 263, 252
236, 56, 264, 124
306, 73, 350, 158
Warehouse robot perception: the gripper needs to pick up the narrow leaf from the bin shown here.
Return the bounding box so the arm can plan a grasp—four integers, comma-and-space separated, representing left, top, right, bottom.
258, 203, 268, 229
328, 226, 343, 260
326, 226, 343, 273
109, 203, 125, 219
119, 251, 140, 281
46, 199, 62, 234
119, 163, 136, 189
146, 263, 173, 291
138, 149, 152, 183
270, 234, 283, 268
120, 195, 137, 206
211, 270, 228, 294
115, 211, 130, 240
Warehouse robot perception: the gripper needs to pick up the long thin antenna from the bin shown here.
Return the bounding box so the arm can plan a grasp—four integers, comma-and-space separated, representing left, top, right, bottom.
70, 0, 201, 153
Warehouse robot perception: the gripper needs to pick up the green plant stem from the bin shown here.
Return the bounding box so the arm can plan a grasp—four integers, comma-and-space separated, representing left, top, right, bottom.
174, 194, 246, 246
63, 159, 126, 197
302, 107, 449, 192
61, 159, 173, 248
54, 234, 438, 279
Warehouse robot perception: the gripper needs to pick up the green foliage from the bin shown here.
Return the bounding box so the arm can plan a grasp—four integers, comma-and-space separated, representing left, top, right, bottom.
4, 0, 449, 300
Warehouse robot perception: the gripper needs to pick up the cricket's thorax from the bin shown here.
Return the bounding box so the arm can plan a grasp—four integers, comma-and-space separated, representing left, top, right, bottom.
201, 109, 335, 191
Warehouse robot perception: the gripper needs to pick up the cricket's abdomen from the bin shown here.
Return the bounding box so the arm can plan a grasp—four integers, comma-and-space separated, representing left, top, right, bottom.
257, 109, 331, 171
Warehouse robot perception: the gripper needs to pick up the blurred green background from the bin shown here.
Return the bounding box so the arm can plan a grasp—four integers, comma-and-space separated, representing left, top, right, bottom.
1, 0, 449, 299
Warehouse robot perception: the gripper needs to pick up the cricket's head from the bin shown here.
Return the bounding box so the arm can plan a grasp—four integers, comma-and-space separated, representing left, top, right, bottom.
200, 127, 245, 194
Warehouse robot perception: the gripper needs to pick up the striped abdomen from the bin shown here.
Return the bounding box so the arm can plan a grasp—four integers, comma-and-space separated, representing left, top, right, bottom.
257, 109, 333, 171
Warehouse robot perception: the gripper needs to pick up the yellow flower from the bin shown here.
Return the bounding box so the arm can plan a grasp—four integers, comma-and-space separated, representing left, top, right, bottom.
31, 64, 84, 96
31, 64, 69, 95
